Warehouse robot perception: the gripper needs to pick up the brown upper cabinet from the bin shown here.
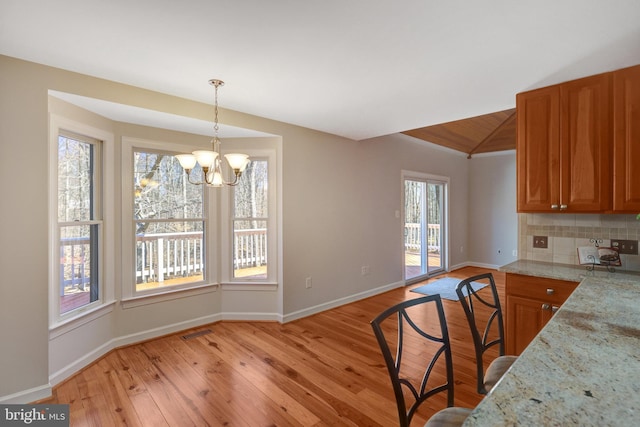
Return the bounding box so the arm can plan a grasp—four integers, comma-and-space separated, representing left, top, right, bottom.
517, 73, 612, 212
613, 65, 640, 212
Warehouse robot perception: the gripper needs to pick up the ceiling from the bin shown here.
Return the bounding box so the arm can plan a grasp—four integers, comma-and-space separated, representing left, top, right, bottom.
403, 109, 516, 156
2, 1, 640, 153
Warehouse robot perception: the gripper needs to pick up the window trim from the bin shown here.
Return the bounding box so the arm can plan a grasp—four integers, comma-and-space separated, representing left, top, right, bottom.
48, 114, 115, 329
220, 148, 278, 285
121, 137, 218, 304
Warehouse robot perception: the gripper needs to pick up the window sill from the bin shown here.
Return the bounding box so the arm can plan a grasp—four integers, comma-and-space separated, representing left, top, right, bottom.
221, 282, 278, 291
121, 283, 219, 309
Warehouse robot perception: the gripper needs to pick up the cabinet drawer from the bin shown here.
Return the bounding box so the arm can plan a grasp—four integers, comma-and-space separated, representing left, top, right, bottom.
506, 273, 578, 304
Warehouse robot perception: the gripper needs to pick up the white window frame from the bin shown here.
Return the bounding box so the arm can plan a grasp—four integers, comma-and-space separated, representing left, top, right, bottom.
120, 137, 218, 307
220, 148, 278, 288
48, 114, 115, 329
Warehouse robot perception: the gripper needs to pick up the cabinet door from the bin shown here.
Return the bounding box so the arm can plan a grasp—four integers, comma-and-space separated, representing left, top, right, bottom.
505, 295, 552, 356
516, 86, 561, 212
613, 64, 640, 212
560, 73, 612, 212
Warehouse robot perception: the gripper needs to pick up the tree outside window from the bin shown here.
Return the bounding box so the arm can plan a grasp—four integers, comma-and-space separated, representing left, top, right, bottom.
133, 150, 205, 291
57, 133, 101, 314
232, 159, 268, 279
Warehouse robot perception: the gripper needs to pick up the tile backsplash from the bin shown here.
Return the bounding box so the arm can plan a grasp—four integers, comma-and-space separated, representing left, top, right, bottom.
519, 213, 640, 271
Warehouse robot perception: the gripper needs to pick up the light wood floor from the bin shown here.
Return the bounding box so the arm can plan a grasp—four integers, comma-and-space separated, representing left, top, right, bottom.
40, 266, 504, 426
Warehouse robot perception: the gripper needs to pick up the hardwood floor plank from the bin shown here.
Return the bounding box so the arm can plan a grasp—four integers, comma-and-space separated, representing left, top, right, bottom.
224, 322, 396, 426
170, 333, 302, 427
193, 325, 324, 426
39, 267, 503, 426
117, 344, 205, 426
211, 322, 357, 426
106, 351, 169, 426
138, 339, 242, 426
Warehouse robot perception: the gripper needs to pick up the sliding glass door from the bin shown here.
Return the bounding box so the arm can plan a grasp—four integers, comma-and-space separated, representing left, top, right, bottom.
403, 174, 447, 282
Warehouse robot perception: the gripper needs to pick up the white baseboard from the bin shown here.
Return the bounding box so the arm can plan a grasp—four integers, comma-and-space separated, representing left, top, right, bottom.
220, 312, 281, 322
47, 313, 221, 388
449, 261, 471, 271
464, 261, 500, 270
282, 280, 405, 323
0, 384, 52, 404
450, 261, 500, 271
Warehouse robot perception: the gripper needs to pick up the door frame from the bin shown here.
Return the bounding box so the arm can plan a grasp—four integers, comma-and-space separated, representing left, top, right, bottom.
401, 170, 450, 284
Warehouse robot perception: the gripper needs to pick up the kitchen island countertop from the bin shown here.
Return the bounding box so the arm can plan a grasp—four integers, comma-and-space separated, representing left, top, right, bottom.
499, 259, 640, 282
463, 260, 640, 426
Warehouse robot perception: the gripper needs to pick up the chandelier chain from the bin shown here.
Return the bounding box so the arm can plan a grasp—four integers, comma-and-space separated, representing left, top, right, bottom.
213, 81, 219, 135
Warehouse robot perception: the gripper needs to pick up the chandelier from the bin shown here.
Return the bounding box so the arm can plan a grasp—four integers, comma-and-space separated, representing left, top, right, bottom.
176, 79, 249, 186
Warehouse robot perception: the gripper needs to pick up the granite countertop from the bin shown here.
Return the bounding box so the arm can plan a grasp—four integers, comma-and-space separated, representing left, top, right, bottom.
500, 259, 640, 283
463, 261, 640, 426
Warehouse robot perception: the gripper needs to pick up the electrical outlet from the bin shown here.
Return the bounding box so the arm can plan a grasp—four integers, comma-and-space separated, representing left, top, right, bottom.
361, 265, 370, 275
611, 239, 638, 255
533, 236, 548, 249
305, 277, 312, 288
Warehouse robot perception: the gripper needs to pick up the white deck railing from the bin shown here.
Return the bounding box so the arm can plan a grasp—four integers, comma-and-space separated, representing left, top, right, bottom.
60, 229, 268, 289
136, 231, 204, 284
405, 223, 441, 253
135, 229, 267, 283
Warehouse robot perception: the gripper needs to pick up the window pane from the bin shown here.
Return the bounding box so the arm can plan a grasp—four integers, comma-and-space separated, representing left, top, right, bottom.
134, 151, 203, 220
233, 220, 267, 279
234, 160, 268, 218
59, 224, 99, 314
57, 132, 100, 316
133, 150, 206, 292
58, 136, 94, 222
232, 159, 268, 279
135, 220, 205, 291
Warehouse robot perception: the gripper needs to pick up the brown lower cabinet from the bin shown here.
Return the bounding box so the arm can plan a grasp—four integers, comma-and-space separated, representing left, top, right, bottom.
505, 273, 579, 355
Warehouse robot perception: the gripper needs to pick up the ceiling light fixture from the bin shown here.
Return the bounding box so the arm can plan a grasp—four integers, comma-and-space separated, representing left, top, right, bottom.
176, 79, 249, 186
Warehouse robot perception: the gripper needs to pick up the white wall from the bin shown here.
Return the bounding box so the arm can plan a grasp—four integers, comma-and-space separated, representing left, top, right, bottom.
0, 54, 518, 403
467, 152, 519, 268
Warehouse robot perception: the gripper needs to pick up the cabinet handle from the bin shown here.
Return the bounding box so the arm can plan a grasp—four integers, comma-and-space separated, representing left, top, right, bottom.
552, 305, 559, 313
542, 303, 551, 310
560, 204, 568, 210
551, 204, 559, 210
546, 288, 555, 295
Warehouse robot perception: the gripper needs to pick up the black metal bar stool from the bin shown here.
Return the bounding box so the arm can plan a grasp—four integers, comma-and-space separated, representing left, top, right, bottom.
455, 273, 517, 394
371, 294, 472, 426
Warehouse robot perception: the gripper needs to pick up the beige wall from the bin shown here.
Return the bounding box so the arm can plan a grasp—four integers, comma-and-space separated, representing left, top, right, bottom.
0, 54, 502, 402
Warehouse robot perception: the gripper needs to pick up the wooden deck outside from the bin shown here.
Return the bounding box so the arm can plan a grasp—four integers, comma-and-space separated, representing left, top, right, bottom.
405, 251, 442, 279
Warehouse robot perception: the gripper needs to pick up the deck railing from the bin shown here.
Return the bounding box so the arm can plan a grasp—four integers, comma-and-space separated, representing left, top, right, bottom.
404, 223, 441, 253
135, 229, 268, 283
233, 228, 268, 271
136, 231, 204, 284
60, 229, 268, 290
59, 237, 92, 293
63, 225, 431, 288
